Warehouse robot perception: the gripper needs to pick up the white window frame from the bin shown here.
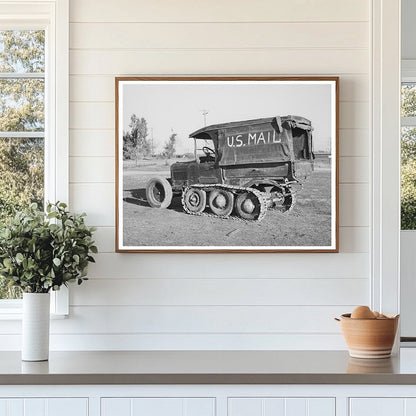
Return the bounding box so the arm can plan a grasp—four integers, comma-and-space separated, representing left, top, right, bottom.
371, 0, 401, 326
0, 0, 69, 317
399, 59, 416, 340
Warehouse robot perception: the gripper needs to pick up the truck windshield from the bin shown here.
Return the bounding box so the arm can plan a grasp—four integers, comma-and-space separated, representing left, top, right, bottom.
194, 138, 216, 162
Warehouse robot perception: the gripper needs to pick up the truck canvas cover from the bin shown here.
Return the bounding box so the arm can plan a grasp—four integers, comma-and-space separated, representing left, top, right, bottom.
190, 116, 313, 166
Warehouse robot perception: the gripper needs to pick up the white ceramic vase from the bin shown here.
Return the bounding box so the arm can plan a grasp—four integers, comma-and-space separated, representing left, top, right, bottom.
22, 292, 50, 361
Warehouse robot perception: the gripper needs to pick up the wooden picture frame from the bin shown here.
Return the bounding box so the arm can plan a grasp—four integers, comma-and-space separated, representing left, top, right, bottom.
115, 77, 339, 253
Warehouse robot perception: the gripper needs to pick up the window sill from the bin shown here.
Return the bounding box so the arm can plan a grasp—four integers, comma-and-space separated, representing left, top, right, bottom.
0, 287, 69, 318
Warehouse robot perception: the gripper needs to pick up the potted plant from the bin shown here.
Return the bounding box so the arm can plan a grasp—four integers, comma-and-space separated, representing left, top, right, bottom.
0, 202, 97, 361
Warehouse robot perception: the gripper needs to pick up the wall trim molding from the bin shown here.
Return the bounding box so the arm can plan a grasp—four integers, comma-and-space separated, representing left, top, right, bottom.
371, 0, 401, 316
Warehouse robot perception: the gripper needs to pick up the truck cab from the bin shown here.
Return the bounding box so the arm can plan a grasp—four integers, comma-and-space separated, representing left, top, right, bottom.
170, 135, 222, 189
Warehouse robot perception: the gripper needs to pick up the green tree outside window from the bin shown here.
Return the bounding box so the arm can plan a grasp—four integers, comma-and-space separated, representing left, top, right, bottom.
0, 30, 45, 299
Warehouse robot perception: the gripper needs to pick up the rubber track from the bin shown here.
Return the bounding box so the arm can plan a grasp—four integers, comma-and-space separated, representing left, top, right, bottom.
181, 184, 268, 222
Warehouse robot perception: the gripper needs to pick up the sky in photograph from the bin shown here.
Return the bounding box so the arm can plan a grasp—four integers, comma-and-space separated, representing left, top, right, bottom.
121, 81, 334, 155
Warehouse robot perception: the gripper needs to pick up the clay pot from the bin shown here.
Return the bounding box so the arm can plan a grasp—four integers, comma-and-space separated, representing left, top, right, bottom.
337, 313, 399, 359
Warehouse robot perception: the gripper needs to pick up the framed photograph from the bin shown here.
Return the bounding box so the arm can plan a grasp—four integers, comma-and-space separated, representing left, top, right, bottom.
115, 77, 338, 253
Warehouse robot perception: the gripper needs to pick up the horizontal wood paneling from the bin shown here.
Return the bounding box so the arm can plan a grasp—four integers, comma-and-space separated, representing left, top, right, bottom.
70, 22, 368, 50
339, 184, 369, 227
69, 130, 114, 157
70, 103, 113, 129
339, 129, 369, 157
70, 49, 368, 75
60, 0, 372, 351
339, 227, 369, 253
70, 157, 114, 183
69, 183, 114, 226
69, 74, 369, 103
57, 305, 353, 334
0, 305, 355, 335
69, 102, 369, 130
91, 226, 368, 254
70, 0, 369, 23
0, 333, 347, 350
86, 253, 369, 279
339, 102, 369, 129
70, 76, 114, 102
92, 227, 115, 253
339, 157, 369, 183
70, 278, 368, 306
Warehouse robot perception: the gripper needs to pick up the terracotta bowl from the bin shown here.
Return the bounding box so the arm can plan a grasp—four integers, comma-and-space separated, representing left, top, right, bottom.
347, 357, 395, 373
337, 313, 399, 359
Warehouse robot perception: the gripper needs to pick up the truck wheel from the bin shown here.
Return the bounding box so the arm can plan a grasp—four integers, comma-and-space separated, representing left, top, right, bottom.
182, 188, 206, 214
146, 177, 173, 208
271, 186, 294, 212
208, 189, 234, 217
235, 192, 261, 220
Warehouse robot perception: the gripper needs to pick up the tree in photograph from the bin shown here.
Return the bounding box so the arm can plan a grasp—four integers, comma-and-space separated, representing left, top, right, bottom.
122, 130, 133, 160
123, 114, 150, 163
163, 132, 177, 159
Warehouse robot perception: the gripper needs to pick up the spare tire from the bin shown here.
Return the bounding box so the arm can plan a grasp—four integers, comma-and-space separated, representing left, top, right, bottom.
146, 177, 173, 208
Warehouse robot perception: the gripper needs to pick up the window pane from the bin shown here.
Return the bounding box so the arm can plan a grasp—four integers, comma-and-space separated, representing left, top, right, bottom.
401, 127, 416, 230
0, 30, 45, 301
0, 78, 44, 131
0, 138, 44, 300
0, 30, 45, 73
0, 283, 22, 300
402, 83, 416, 117
0, 137, 44, 216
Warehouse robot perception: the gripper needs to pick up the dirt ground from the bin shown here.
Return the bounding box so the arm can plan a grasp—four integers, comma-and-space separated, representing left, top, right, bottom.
122, 159, 332, 248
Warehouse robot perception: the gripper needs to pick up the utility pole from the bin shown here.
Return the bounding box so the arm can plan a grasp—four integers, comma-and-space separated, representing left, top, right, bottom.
201, 109, 209, 126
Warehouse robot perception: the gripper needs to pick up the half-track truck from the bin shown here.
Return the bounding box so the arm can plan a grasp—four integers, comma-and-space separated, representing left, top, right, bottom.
146, 115, 314, 221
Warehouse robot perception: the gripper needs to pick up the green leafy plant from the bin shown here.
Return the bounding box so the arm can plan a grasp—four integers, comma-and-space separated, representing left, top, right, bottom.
0, 202, 97, 293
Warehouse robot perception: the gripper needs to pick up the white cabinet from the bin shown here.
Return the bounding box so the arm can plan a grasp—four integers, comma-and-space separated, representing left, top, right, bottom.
101, 398, 215, 416
349, 398, 416, 416
349, 398, 404, 416
228, 397, 335, 416
0, 398, 88, 416
5, 385, 416, 416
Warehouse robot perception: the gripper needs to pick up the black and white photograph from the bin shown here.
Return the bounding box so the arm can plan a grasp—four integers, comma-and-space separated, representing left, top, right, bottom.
116, 77, 338, 252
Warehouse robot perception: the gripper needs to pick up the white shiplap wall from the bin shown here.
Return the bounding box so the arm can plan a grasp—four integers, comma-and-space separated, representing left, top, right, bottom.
59, 0, 371, 350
